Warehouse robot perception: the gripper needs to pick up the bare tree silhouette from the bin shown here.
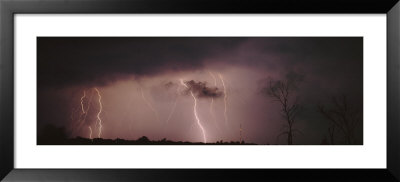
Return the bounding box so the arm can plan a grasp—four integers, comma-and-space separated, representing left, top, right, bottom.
262, 73, 303, 145
318, 95, 361, 144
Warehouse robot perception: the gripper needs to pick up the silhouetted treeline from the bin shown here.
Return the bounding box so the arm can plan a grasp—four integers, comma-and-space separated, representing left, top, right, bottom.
58, 136, 257, 145
37, 125, 257, 145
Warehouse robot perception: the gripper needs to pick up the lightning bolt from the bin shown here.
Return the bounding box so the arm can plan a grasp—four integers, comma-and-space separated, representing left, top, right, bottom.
165, 99, 178, 124
88, 126, 93, 139
180, 79, 207, 143
218, 73, 229, 126
73, 90, 88, 129
208, 71, 220, 131
80, 91, 94, 136
73, 90, 88, 134
94, 88, 103, 138
140, 87, 160, 123
165, 85, 180, 124
72, 90, 94, 137
80, 90, 86, 114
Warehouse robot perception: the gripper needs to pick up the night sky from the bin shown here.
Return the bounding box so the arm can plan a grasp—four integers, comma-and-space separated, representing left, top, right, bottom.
37, 37, 363, 145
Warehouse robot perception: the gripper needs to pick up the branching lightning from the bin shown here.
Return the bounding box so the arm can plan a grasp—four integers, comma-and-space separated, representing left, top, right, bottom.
180, 79, 207, 143
140, 87, 160, 123
70, 73, 228, 142
218, 73, 229, 126
94, 88, 103, 138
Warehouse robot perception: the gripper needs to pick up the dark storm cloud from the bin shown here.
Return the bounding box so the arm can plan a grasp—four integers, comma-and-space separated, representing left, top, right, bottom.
183, 80, 223, 98
38, 37, 362, 90
37, 37, 247, 88
164, 81, 176, 89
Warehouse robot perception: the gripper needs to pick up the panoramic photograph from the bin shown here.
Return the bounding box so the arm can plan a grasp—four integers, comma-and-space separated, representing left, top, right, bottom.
37, 37, 363, 145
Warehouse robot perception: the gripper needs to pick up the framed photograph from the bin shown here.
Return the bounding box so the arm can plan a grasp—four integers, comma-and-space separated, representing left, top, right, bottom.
1, 0, 399, 181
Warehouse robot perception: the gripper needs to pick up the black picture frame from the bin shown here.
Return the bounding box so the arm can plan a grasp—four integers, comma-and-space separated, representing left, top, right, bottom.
1, 0, 399, 181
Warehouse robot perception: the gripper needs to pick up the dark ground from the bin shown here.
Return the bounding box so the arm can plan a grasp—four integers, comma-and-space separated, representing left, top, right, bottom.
37, 124, 256, 145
